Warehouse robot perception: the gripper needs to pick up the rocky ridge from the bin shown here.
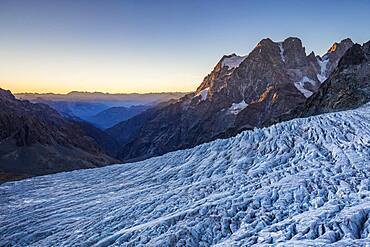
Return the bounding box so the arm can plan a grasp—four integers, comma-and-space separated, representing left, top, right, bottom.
108, 37, 354, 162
267, 40, 370, 125
0, 89, 117, 182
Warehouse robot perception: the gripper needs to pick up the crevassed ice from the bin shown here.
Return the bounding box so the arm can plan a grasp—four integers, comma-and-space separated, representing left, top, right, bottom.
222, 55, 247, 70
229, 100, 248, 114
2, 104, 370, 246
294, 76, 315, 98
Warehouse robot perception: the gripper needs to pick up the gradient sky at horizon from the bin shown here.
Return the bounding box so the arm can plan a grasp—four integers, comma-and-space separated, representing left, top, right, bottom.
0, 0, 369, 94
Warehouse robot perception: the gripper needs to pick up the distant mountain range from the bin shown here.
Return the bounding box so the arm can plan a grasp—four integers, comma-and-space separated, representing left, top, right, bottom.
16, 91, 186, 128
16, 91, 187, 105
108, 37, 361, 162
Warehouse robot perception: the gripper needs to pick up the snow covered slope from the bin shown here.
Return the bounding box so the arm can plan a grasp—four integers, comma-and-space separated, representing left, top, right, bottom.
2, 104, 370, 246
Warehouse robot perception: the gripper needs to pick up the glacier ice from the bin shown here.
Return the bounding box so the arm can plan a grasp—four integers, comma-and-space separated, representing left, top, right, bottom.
2, 104, 370, 246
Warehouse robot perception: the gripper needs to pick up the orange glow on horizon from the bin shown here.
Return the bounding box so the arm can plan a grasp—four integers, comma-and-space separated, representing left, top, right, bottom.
0, 80, 195, 94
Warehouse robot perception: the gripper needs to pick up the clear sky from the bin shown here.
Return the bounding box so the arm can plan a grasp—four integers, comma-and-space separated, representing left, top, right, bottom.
0, 0, 369, 93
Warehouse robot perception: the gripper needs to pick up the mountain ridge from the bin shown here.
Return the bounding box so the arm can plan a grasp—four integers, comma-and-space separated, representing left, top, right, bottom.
108, 37, 355, 162
0, 89, 118, 182
265, 40, 370, 126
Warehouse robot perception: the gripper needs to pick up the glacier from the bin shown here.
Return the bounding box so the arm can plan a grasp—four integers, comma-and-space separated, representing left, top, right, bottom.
2, 104, 370, 246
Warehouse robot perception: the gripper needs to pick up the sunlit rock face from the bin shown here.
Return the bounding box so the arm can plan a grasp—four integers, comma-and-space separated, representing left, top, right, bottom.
3, 103, 370, 246
107, 37, 354, 162
323, 38, 354, 78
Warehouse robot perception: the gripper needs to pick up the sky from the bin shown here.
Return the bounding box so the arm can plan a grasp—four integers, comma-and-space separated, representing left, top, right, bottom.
0, 0, 369, 94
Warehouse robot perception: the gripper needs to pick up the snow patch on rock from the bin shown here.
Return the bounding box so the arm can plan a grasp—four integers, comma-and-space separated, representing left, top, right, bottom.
229, 100, 248, 114
317, 57, 330, 83
196, 87, 209, 101
278, 42, 285, 62
294, 76, 315, 98
222, 55, 247, 70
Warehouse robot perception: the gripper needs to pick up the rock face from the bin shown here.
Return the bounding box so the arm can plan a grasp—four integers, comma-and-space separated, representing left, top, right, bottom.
303, 41, 370, 115
269, 40, 370, 124
321, 38, 355, 80
0, 89, 117, 182
108, 37, 354, 162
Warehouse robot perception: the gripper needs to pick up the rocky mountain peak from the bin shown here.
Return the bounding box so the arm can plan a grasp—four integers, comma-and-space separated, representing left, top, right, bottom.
255, 38, 275, 48
281, 40, 370, 119
196, 37, 355, 104
253, 38, 282, 58
109, 37, 361, 163
247, 37, 307, 70
280, 37, 308, 68
315, 38, 354, 83
324, 38, 354, 60
327, 38, 353, 54
0, 88, 16, 100
307, 51, 316, 58
283, 37, 303, 47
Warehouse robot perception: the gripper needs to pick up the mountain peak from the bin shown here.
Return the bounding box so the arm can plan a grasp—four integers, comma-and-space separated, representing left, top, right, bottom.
283, 37, 302, 43
255, 38, 275, 48
0, 88, 16, 100
327, 38, 353, 54
341, 37, 353, 44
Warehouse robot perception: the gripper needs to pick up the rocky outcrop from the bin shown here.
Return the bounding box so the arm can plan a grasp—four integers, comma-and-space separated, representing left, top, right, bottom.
321, 38, 354, 80
108, 37, 354, 162
0, 89, 117, 182
267, 40, 370, 124
303, 42, 369, 114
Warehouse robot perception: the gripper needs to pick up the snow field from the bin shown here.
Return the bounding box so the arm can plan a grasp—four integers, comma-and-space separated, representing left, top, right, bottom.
1, 105, 370, 246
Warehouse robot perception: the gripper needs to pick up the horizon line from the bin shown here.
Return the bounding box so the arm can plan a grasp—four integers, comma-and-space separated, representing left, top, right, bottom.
11, 89, 193, 95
